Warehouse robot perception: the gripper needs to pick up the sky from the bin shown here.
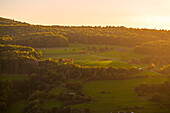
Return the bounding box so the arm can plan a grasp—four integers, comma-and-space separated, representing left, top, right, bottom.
0, 0, 170, 30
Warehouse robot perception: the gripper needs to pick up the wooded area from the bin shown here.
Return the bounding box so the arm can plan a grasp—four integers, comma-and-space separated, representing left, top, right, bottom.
0, 17, 170, 113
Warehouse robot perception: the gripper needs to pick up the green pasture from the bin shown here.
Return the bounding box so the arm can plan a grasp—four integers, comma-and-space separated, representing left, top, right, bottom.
72, 77, 170, 113
42, 76, 170, 113
4, 76, 169, 113
37, 43, 148, 68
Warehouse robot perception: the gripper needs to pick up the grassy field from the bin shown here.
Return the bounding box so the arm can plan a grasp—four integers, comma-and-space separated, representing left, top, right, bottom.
41, 76, 170, 113
3, 76, 169, 113
37, 43, 148, 68
72, 77, 170, 113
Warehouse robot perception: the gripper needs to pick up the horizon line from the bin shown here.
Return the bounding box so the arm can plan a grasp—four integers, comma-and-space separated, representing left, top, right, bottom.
1, 16, 170, 31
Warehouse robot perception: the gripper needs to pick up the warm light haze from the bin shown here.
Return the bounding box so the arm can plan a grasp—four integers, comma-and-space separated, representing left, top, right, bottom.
1, 0, 170, 29
1, 0, 170, 113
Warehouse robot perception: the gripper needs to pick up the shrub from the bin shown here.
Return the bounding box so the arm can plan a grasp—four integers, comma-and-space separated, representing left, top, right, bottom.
150, 93, 162, 102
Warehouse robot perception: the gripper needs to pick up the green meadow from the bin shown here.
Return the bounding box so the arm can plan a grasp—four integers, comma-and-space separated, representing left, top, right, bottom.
4, 77, 170, 113
38, 77, 169, 113
37, 43, 148, 68
73, 77, 170, 113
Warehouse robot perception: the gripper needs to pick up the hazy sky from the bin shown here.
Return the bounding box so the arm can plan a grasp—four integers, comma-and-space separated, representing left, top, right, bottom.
1, 0, 170, 29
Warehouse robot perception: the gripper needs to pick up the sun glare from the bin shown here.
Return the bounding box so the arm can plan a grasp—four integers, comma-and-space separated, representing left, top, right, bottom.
132, 15, 170, 29
145, 15, 170, 23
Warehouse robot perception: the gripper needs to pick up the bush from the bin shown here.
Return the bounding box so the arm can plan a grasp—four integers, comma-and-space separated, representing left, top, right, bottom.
28, 90, 46, 102
150, 93, 162, 102
135, 82, 150, 96
65, 82, 83, 91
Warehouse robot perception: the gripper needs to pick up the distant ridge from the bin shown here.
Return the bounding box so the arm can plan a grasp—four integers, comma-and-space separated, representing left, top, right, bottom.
0, 17, 30, 26
1, 17, 169, 31
0, 17, 170, 49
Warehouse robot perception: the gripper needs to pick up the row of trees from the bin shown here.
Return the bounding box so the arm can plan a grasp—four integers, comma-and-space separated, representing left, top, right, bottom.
37, 60, 143, 81
134, 40, 170, 67
0, 44, 34, 51
0, 44, 41, 74
140, 55, 170, 66
134, 40, 170, 55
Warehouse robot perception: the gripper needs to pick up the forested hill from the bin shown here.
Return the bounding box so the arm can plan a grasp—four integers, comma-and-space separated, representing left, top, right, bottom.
0, 17, 170, 48
0, 17, 30, 26
0, 17, 69, 47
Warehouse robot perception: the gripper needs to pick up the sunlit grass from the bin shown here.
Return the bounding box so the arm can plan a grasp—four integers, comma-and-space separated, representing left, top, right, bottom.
75, 60, 133, 68
37, 43, 148, 69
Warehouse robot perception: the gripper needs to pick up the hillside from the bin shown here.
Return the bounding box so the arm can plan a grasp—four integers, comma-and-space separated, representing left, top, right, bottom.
1, 17, 170, 47
1, 17, 170, 66
0, 17, 30, 26
1, 17, 170, 113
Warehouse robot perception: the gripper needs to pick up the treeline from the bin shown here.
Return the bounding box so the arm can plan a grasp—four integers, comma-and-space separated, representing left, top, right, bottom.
1, 17, 170, 48
140, 55, 170, 66
0, 44, 35, 52
134, 40, 170, 66
0, 17, 30, 26
37, 60, 142, 81
65, 29, 160, 46
12, 33, 68, 48
0, 44, 41, 74
0, 33, 69, 48
0, 21, 69, 47
1, 56, 142, 80
135, 81, 170, 109
55, 25, 170, 47
134, 40, 170, 55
